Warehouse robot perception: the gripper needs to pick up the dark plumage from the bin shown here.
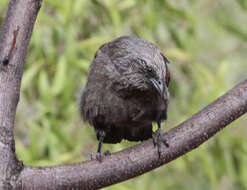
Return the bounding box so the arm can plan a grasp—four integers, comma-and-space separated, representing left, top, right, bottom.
80, 36, 170, 161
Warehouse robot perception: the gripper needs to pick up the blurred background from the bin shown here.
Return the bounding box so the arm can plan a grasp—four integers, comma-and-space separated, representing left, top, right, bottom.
1, 0, 247, 189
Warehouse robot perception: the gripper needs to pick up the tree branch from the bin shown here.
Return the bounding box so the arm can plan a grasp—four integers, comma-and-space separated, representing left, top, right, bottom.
1, 0, 247, 189
0, 0, 42, 189
18, 79, 247, 190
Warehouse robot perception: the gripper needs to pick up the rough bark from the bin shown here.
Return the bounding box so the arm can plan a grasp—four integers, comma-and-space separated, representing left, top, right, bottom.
0, 0, 42, 189
0, 0, 247, 190
18, 79, 247, 190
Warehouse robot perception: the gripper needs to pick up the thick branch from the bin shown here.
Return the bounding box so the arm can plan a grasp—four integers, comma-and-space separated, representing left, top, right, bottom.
1, 0, 247, 189
0, 0, 42, 189
18, 79, 247, 190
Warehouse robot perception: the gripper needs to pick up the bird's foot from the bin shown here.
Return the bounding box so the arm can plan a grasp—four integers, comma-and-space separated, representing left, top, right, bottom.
103, 150, 111, 156
96, 152, 103, 162
90, 152, 102, 162
90, 150, 111, 162
152, 129, 162, 158
90, 152, 103, 162
152, 128, 169, 158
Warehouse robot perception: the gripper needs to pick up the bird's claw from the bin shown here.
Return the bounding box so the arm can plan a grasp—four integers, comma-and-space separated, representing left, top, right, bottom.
90, 150, 111, 162
103, 150, 111, 156
163, 138, 169, 148
152, 128, 169, 158
96, 152, 102, 162
152, 130, 162, 158
90, 152, 102, 162
90, 153, 94, 160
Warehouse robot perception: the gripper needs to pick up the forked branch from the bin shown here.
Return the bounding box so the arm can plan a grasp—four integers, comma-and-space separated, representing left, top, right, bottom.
0, 0, 247, 189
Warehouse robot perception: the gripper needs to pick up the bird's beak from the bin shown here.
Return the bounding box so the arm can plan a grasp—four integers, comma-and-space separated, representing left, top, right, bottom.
149, 78, 164, 99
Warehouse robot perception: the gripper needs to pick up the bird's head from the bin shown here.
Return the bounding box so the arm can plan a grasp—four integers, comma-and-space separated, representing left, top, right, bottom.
104, 36, 170, 100
122, 36, 170, 99
133, 53, 170, 100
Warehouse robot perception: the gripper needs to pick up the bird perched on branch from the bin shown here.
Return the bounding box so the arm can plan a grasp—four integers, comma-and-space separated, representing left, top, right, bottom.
80, 36, 171, 161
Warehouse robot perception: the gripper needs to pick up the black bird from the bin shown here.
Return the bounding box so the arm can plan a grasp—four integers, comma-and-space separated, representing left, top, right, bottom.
80, 36, 170, 161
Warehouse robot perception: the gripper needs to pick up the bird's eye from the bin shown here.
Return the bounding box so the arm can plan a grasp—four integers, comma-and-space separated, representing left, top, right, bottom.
137, 58, 156, 76
140, 59, 147, 65
147, 67, 153, 73
138, 59, 153, 72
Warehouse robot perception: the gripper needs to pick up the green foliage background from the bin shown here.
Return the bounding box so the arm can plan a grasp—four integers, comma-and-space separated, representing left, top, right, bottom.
1, 0, 247, 189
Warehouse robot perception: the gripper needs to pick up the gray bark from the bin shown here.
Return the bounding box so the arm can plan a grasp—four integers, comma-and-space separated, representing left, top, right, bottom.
0, 0, 247, 189
0, 0, 42, 189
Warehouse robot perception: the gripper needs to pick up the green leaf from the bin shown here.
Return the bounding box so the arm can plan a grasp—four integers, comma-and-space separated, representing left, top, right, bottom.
22, 62, 42, 90
38, 71, 50, 100
51, 57, 67, 96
